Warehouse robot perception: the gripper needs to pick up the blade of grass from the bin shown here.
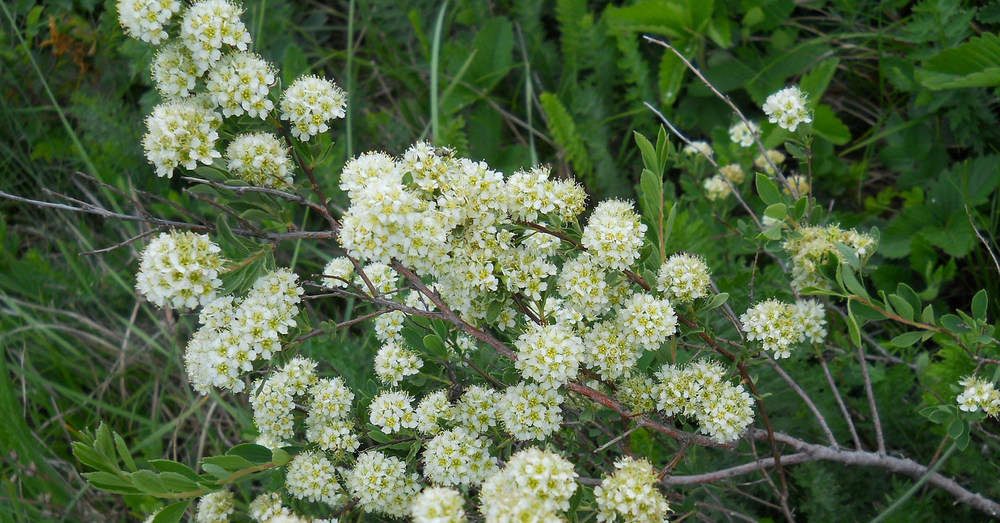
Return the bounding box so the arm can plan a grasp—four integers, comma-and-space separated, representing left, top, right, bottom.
430, 0, 449, 145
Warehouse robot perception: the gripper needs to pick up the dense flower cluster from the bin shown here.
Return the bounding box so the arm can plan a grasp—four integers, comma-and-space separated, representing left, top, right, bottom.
480, 447, 578, 521
958, 376, 1000, 417
782, 225, 877, 291
728, 121, 759, 147
740, 298, 827, 358
180, 0, 252, 74
143, 98, 222, 177
499, 382, 564, 440
305, 376, 359, 454
250, 356, 317, 446
557, 253, 611, 318
226, 132, 293, 187
754, 149, 786, 174
280, 75, 348, 140
720, 163, 745, 184
195, 490, 234, 523
415, 390, 454, 434
285, 450, 344, 506
682, 140, 713, 158
117, 0, 180, 44
422, 427, 497, 487
206, 51, 276, 118
346, 451, 421, 518
455, 385, 500, 434
583, 320, 637, 380
374, 340, 423, 386
514, 322, 584, 387
616, 292, 677, 350
582, 200, 647, 270
185, 269, 303, 393
703, 175, 732, 201
763, 86, 812, 132
657, 252, 711, 303
369, 390, 417, 433
654, 360, 755, 443
595, 456, 670, 522
784, 174, 810, 198
135, 230, 224, 309
411, 487, 467, 523
151, 42, 199, 99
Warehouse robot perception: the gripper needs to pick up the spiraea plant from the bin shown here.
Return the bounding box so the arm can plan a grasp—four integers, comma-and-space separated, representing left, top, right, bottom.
42, 1, 1000, 522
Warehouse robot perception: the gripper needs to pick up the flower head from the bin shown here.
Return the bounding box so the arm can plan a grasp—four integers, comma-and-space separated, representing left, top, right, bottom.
347, 451, 421, 518
595, 457, 670, 522
581, 199, 647, 270
135, 231, 224, 309
703, 175, 732, 201
657, 253, 711, 303
763, 86, 812, 132
180, 0, 252, 74
195, 490, 234, 523
151, 41, 200, 100
226, 132, 292, 187
118, 0, 181, 44
143, 99, 222, 177
206, 51, 276, 118
280, 75, 347, 141
411, 487, 467, 523
728, 121, 759, 148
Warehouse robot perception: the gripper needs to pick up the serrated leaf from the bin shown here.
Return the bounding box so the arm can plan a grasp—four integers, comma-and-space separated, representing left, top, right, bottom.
539, 92, 592, 177
812, 104, 851, 145
800, 58, 840, 104
891, 331, 925, 348
755, 173, 782, 206
151, 501, 191, 523
917, 32, 1000, 89
226, 443, 272, 465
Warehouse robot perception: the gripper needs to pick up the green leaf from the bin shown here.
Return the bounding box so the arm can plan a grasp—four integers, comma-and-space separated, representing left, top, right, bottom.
847, 312, 861, 347
200, 463, 231, 482
113, 433, 136, 473
486, 300, 503, 324
201, 455, 254, 472
920, 405, 954, 424
467, 17, 514, 91
971, 290, 988, 320
887, 294, 915, 322
151, 501, 191, 523
73, 442, 117, 474
634, 131, 658, 174
148, 460, 201, 482
129, 470, 168, 495
891, 331, 925, 348
701, 292, 729, 311
422, 334, 448, 358
366, 424, 393, 444
800, 58, 840, 105
940, 314, 972, 334
83, 471, 133, 489
226, 443, 272, 465
271, 448, 291, 467
157, 472, 201, 493
811, 104, 851, 145
763, 203, 787, 221
917, 32, 1000, 89
539, 92, 592, 177
95, 423, 116, 463
840, 266, 868, 299
755, 173, 782, 206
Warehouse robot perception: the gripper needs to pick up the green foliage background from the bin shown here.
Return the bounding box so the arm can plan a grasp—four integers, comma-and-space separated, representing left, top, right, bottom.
2, 0, 999, 520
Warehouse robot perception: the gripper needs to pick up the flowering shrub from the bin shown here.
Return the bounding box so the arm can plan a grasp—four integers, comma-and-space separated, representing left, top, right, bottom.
41, 1, 999, 521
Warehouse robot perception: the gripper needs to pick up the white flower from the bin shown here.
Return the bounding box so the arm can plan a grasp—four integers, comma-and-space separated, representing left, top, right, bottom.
180, 0, 252, 74
682, 140, 713, 158
728, 121, 759, 147
226, 132, 292, 187
499, 382, 564, 441
784, 174, 810, 198
411, 487, 467, 523
285, 451, 344, 507
703, 175, 732, 201
581, 199, 647, 271
479, 447, 578, 520
514, 322, 584, 387
616, 292, 677, 351
958, 376, 1000, 417
117, 0, 180, 44
763, 86, 812, 132
454, 385, 499, 434
422, 427, 497, 487
792, 299, 827, 343
280, 75, 347, 140
340, 151, 400, 198
595, 456, 670, 522
151, 41, 199, 99
249, 492, 291, 521
374, 340, 423, 386
719, 163, 745, 184
740, 299, 800, 359
582, 320, 638, 381
557, 253, 611, 319
369, 390, 417, 433
754, 150, 786, 174
346, 451, 421, 518
657, 253, 711, 303
143, 99, 222, 177
195, 490, 234, 523
135, 230, 224, 309
653, 360, 754, 443
207, 51, 276, 118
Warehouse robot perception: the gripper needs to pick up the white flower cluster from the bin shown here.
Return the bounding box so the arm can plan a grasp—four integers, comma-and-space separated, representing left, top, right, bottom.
305, 376, 359, 455
251, 356, 317, 446
195, 490, 234, 523
957, 376, 1000, 417
369, 390, 417, 433
143, 98, 222, 177
514, 322, 584, 387
135, 230, 224, 309
728, 121, 759, 148
422, 427, 497, 487
480, 447, 578, 521
411, 487, 467, 523
782, 225, 877, 291
207, 51, 276, 118
657, 252, 711, 303
280, 75, 348, 141
682, 140, 713, 158
703, 175, 732, 201
784, 174, 810, 198
763, 86, 812, 132
740, 298, 826, 359
226, 132, 293, 187
720, 163, 745, 184
321, 257, 354, 289
151, 42, 199, 99
755, 149, 786, 175
581, 199, 647, 271
180, 0, 252, 74
285, 450, 344, 507
117, 0, 180, 44
582, 320, 638, 381
346, 451, 421, 518
185, 269, 303, 393
415, 390, 455, 434
374, 340, 423, 386
594, 456, 670, 522
557, 253, 611, 318
455, 385, 500, 434
654, 360, 755, 443
616, 292, 677, 351
506, 165, 588, 222
499, 382, 564, 440
616, 371, 657, 413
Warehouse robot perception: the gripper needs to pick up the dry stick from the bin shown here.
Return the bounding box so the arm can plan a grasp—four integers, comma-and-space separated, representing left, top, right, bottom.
663, 429, 1000, 520
184, 188, 264, 236
818, 354, 863, 450
642, 35, 789, 189
80, 226, 166, 256
856, 338, 886, 454
766, 355, 839, 448
643, 101, 763, 229
182, 176, 333, 219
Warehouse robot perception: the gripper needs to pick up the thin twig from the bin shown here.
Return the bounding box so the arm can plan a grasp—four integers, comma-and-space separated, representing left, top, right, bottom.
766, 355, 838, 448
819, 354, 863, 450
